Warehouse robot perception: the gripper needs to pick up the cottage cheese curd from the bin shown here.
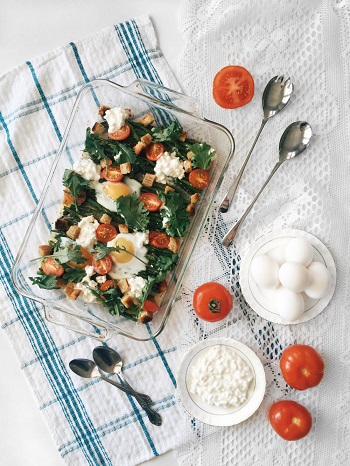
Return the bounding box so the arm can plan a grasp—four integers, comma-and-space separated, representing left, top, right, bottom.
73, 157, 101, 181
188, 345, 253, 407
154, 151, 185, 184
76, 215, 99, 250
75, 265, 98, 303
104, 107, 130, 133
127, 276, 146, 299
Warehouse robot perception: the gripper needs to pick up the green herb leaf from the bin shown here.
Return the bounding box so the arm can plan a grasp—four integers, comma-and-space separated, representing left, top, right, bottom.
63, 266, 87, 283
29, 271, 59, 290
115, 192, 149, 231
93, 243, 116, 260
190, 142, 216, 170
53, 244, 85, 264
158, 191, 190, 237
151, 120, 183, 143
84, 128, 136, 165
62, 169, 91, 208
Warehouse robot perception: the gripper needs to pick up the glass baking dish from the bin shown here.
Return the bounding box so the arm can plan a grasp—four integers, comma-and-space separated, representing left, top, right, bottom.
11, 79, 235, 342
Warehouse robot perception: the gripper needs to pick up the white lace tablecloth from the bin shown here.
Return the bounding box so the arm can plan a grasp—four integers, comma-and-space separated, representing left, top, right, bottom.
173, 0, 350, 464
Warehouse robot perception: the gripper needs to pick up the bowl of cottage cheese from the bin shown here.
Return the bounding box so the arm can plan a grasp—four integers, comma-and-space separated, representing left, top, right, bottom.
176, 338, 266, 426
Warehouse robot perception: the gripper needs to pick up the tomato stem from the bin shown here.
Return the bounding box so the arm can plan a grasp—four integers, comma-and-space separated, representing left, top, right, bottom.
208, 299, 221, 313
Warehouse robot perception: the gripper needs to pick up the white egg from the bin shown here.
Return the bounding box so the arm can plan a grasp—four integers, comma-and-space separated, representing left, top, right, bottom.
279, 261, 310, 293
267, 246, 286, 266
94, 176, 142, 212
285, 237, 314, 266
304, 261, 331, 299
275, 287, 305, 321
250, 254, 280, 289
108, 232, 148, 279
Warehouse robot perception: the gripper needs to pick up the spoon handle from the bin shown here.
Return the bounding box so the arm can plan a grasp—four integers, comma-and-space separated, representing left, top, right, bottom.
219, 119, 268, 213
222, 161, 282, 247
119, 374, 153, 406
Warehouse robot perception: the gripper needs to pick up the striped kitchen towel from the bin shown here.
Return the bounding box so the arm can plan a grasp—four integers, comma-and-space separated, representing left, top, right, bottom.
0, 16, 193, 466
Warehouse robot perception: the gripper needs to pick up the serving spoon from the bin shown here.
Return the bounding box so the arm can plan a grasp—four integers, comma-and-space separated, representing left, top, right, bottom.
222, 121, 313, 248
69, 359, 162, 426
93, 346, 153, 406
219, 75, 294, 213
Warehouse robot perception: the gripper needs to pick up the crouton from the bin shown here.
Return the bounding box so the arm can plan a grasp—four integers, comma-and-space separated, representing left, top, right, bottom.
55, 218, 69, 231
139, 113, 155, 127
117, 279, 130, 294
92, 122, 105, 135
186, 203, 196, 216
121, 294, 134, 309
140, 133, 153, 146
133, 141, 146, 155
179, 131, 188, 142
142, 173, 156, 187
138, 310, 153, 324
98, 105, 110, 117
100, 157, 112, 168
164, 185, 175, 194
120, 162, 132, 174
183, 160, 192, 173
190, 193, 200, 204
118, 224, 129, 234
66, 225, 81, 240
65, 282, 81, 300
100, 214, 112, 224
56, 278, 68, 289
187, 150, 194, 160
168, 237, 181, 253
38, 245, 53, 257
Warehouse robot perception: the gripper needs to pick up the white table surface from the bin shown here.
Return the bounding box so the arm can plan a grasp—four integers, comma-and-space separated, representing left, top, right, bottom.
0, 1, 182, 465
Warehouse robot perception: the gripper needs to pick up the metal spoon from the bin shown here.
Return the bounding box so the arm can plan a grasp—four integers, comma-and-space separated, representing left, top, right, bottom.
222, 121, 313, 248
219, 75, 294, 213
93, 346, 153, 406
69, 359, 162, 426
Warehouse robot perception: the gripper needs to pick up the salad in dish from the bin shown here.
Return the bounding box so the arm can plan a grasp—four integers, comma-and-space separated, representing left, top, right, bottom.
30, 105, 216, 324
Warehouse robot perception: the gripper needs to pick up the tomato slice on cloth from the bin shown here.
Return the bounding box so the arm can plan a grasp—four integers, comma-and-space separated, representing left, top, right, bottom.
42, 257, 64, 277
92, 254, 113, 275
193, 282, 233, 322
101, 166, 123, 183
67, 247, 93, 269
99, 279, 116, 292
149, 231, 171, 249
188, 168, 210, 190
143, 299, 159, 313
280, 344, 325, 390
213, 65, 254, 109
145, 142, 164, 161
140, 193, 163, 212
63, 188, 86, 206
108, 124, 131, 140
96, 224, 118, 243
269, 400, 312, 441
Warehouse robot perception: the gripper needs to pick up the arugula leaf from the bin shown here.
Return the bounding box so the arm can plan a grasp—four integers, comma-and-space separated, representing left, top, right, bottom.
29, 271, 59, 290
53, 244, 85, 264
63, 266, 87, 283
84, 128, 136, 165
158, 191, 190, 237
93, 243, 116, 260
151, 120, 183, 143
190, 142, 216, 170
115, 192, 149, 231
62, 169, 91, 209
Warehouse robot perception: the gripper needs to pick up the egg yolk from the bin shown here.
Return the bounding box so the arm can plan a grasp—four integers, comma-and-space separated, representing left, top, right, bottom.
110, 238, 135, 263
103, 182, 132, 200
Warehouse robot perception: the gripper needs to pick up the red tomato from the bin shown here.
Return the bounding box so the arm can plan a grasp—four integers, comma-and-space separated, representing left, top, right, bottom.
188, 168, 210, 190
193, 282, 233, 322
149, 231, 170, 249
280, 344, 325, 390
213, 65, 254, 109
67, 247, 93, 269
96, 224, 118, 243
108, 124, 131, 140
269, 400, 312, 441
42, 257, 64, 277
143, 299, 159, 313
92, 255, 113, 275
99, 279, 116, 291
140, 192, 163, 212
63, 188, 86, 206
145, 142, 164, 161
101, 166, 123, 183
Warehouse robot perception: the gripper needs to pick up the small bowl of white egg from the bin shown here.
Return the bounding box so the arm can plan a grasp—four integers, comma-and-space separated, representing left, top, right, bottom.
240, 229, 336, 324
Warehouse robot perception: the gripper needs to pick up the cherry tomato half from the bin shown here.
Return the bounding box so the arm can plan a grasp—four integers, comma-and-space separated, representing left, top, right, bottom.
193, 282, 233, 322
140, 192, 163, 212
108, 124, 131, 140
269, 400, 312, 441
213, 65, 254, 109
67, 247, 93, 269
145, 142, 164, 161
189, 168, 210, 190
143, 299, 159, 313
101, 166, 123, 183
63, 188, 86, 206
99, 279, 116, 291
92, 254, 113, 275
42, 257, 64, 277
280, 344, 325, 391
149, 231, 171, 249
96, 224, 118, 243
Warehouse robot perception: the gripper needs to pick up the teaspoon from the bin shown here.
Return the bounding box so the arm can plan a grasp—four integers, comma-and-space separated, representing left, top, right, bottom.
222, 121, 313, 248
220, 75, 294, 213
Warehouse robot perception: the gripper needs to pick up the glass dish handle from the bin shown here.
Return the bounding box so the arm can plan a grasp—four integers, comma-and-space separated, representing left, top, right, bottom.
125, 79, 203, 119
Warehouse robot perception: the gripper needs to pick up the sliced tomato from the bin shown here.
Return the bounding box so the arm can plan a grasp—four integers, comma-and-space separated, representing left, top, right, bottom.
213, 65, 254, 109
149, 231, 170, 249
145, 142, 164, 161
99, 279, 116, 291
193, 282, 233, 322
96, 224, 118, 243
63, 188, 86, 206
108, 124, 131, 141
143, 299, 159, 313
269, 400, 312, 441
101, 166, 123, 183
189, 168, 210, 190
140, 192, 163, 212
67, 247, 93, 269
42, 257, 64, 277
92, 254, 113, 275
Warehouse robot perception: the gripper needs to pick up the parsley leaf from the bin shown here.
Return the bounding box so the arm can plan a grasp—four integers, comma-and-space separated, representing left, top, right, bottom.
62, 169, 91, 208
151, 120, 183, 143
63, 266, 87, 283
115, 192, 149, 231
29, 271, 59, 290
53, 244, 85, 264
190, 142, 216, 170
158, 191, 190, 237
